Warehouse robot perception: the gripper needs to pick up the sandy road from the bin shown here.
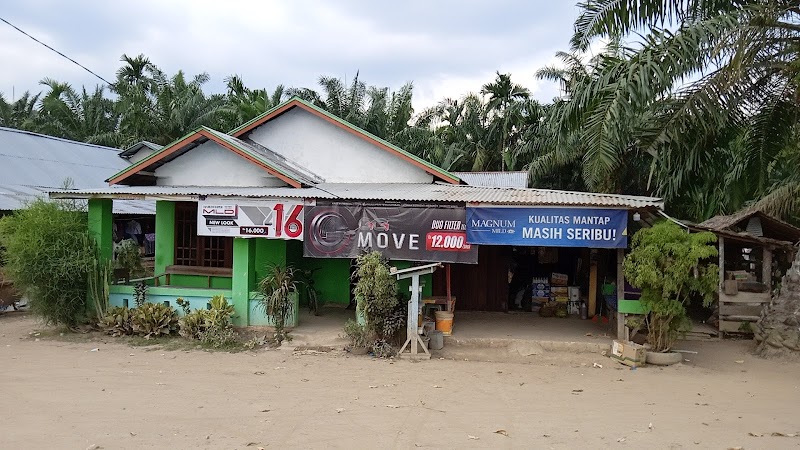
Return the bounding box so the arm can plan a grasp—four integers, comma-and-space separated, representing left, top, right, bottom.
2, 312, 799, 449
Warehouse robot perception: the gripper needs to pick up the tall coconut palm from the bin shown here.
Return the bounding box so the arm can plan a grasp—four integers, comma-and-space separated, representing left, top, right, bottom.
481, 72, 530, 171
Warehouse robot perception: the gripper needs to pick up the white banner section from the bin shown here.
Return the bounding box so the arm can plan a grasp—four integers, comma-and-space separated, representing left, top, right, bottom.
197, 199, 303, 239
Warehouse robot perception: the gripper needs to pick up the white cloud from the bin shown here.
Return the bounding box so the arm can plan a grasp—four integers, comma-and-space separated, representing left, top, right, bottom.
1, 0, 577, 112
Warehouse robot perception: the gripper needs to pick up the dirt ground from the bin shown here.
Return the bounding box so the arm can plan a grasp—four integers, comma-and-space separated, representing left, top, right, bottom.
2, 312, 799, 450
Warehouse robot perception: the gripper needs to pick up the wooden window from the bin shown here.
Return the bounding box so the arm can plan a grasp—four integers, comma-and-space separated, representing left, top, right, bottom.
174, 202, 232, 267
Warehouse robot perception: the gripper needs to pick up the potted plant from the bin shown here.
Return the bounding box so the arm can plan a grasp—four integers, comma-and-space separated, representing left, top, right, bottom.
623, 221, 718, 365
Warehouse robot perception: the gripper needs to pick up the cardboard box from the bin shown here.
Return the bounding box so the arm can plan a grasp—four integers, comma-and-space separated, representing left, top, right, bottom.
551, 286, 569, 294
610, 340, 646, 368
723, 279, 738, 295
551, 272, 569, 286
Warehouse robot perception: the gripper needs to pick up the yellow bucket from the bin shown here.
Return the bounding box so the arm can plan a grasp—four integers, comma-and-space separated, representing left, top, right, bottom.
434, 311, 454, 336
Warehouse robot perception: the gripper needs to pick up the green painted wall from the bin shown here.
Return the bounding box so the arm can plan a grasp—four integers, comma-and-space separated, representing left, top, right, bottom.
307, 258, 351, 305
232, 238, 255, 326
254, 239, 287, 284
167, 274, 233, 290
154, 201, 175, 275
87, 199, 113, 262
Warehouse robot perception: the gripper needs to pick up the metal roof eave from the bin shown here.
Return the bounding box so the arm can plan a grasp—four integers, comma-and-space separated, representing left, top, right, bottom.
49, 184, 664, 210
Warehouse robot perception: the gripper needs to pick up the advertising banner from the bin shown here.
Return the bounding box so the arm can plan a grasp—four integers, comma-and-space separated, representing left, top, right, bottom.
304, 202, 478, 263
466, 207, 628, 248
197, 199, 303, 239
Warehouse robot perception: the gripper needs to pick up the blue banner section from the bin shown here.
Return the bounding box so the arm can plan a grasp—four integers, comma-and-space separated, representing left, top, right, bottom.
466, 207, 628, 248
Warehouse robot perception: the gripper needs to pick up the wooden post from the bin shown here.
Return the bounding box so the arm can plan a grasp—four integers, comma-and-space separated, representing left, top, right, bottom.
717, 236, 725, 336
762, 246, 772, 293
446, 263, 452, 304
588, 251, 597, 319
616, 247, 626, 341
718, 237, 725, 293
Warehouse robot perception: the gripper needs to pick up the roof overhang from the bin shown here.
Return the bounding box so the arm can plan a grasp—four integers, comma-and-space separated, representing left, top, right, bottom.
49, 183, 664, 210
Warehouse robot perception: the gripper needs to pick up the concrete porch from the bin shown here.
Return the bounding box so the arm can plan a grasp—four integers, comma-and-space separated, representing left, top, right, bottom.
284, 307, 615, 357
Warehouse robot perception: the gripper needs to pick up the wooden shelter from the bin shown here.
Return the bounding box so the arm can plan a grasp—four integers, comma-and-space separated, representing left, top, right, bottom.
688, 210, 800, 335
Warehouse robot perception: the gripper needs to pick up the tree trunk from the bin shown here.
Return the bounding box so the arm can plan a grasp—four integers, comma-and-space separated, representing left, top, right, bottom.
754, 251, 800, 359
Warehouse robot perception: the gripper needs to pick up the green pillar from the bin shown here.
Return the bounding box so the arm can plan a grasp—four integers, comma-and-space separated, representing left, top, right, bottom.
232, 238, 256, 326
88, 198, 113, 262
87, 198, 112, 319
154, 201, 175, 275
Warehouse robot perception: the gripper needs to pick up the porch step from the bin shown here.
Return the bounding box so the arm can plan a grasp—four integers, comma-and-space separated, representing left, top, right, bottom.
442, 336, 612, 356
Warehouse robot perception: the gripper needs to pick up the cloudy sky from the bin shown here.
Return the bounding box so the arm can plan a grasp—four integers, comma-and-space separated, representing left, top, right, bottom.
0, 1, 580, 110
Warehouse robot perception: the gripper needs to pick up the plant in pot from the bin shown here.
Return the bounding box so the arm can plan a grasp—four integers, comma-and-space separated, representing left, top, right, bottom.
257, 264, 298, 345
623, 221, 718, 365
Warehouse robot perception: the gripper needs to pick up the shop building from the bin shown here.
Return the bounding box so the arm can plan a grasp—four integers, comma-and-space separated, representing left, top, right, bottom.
51, 97, 663, 339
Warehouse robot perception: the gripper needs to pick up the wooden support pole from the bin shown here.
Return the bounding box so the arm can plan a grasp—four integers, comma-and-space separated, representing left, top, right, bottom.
588, 252, 597, 319
616, 247, 626, 341
446, 263, 452, 304
718, 236, 725, 336
718, 237, 725, 293
762, 247, 772, 293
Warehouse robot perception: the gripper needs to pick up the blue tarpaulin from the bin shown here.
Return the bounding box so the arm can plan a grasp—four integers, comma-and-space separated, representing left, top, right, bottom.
466, 207, 628, 248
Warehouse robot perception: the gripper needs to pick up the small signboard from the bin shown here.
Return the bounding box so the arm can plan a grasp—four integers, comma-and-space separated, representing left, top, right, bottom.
197, 199, 303, 239
466, 207, 628, 248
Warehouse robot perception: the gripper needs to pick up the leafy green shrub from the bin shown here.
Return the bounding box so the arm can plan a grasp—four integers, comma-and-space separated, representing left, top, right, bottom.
132, 303, 179, 338
179, 309, 207, 339
258, 265, 297, 344
0, 199, 97, 326
350, 252, 402, 356
343, 318, 369, 349
101, 306, 134, 336
177, 295, 237, 348
624, 221, 718, 352
199, 325, 237, 348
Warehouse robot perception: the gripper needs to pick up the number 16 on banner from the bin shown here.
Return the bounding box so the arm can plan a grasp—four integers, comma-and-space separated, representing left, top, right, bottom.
265, 203, 303, 238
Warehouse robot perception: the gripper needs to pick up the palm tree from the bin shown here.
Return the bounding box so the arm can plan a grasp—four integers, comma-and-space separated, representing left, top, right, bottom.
37, 79, 119, 146
0, 91, 40, 131
223, 75, 286, 129
481, 72, 530, 171
537, 1, 799, 217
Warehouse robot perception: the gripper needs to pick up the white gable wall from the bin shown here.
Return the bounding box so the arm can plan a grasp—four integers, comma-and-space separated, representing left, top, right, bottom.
154, 141, 287, 187
247, 108, 434, 183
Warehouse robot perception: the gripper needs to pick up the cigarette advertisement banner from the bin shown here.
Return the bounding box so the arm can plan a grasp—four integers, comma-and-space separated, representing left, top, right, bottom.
197, 199, 303, 239
304, 202, 479, 263
466, 207, 628, 248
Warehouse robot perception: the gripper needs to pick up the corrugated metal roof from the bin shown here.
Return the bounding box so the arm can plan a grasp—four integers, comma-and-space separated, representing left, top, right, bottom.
1, 184, 154, 215
50, 185, 326, 199
119, 141, 163, 157
0, 127, 155, 214
50, 183, 663, 209
454, 171, 529, 188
